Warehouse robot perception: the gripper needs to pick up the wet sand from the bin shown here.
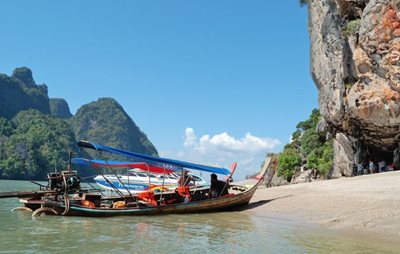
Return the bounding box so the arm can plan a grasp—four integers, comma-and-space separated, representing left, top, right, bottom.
245, 171, 400, 242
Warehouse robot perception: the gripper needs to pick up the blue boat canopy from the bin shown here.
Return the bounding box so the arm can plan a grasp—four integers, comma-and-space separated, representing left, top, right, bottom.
77, 140, 231, 175
71, 158, 177, 174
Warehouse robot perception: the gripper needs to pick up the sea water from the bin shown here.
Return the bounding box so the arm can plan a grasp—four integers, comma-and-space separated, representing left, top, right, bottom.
0, 180, 397, 253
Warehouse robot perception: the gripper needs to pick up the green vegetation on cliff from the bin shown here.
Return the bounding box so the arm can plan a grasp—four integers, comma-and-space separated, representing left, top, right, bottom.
277, 147, 301, 181
277, 109, 333, 181
0, 110, 79, 180
342, 19, 361, 38
0, 68, 159, 180
299, 0, 308, 7
72, 98, 158, 157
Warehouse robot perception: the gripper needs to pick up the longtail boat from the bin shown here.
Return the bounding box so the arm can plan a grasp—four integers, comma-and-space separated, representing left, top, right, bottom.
0, 140, 273, 217
71, 158, 207, 194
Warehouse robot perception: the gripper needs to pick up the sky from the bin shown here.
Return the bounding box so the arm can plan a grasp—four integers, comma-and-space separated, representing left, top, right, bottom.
0, 1, 317, 179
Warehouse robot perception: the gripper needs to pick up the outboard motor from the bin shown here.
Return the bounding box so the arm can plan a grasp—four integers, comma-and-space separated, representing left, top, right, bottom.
47, 172, 64, 191
65, 173, 80, 192
47, 171, 80, 193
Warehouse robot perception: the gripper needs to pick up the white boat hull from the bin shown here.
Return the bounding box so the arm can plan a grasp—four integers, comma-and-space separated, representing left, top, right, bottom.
94, 173, 206, 194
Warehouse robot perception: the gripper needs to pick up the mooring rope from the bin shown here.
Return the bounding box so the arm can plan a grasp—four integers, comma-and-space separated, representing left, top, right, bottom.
61, 172, 70, 215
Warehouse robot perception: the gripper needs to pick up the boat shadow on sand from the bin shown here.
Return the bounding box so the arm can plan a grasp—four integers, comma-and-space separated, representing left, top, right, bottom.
237, 195, 293, 211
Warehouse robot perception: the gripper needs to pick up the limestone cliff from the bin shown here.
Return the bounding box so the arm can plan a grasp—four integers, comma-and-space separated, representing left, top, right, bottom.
308, 0, 400, 177
71, 98, 159, 157
0, 67, 50, 119
50, 98, 73, 119
0, 67, 159, 180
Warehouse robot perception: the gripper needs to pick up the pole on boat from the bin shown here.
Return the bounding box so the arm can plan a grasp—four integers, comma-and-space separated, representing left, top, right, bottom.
146, 163, 151, 192
180, 167, 184, 186
218, 162, 237, 198
159, 164, 167, 204
68, 151, 72, 172
0, 190, 57, 199
102, 159, 135, 199
86, 159, 130, 200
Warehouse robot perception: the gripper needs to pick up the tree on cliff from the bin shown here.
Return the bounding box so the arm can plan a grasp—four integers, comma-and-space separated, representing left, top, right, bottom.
277, 109, 333, 181
299, 0, 308, 7
277, 146, 301, 181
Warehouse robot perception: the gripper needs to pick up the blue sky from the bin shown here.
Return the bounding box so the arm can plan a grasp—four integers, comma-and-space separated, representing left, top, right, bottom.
0, 1, 317, 178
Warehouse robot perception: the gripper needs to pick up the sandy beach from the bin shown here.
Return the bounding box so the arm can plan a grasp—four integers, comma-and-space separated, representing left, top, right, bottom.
245, 171, 400, 243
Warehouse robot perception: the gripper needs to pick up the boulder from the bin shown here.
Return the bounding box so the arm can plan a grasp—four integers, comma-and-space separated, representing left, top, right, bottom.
290, 168, 320, 184
269, 173, 290, 187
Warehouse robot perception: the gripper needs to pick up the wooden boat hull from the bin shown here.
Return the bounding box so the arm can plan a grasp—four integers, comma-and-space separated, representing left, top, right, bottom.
18, 156, 274, 217
36, 183, 258, 217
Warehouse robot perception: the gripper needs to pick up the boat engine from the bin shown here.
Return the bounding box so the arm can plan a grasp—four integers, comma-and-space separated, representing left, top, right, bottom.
47, 171, 80, 193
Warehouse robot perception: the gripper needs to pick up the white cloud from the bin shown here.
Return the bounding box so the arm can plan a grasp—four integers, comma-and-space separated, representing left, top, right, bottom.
161, 128, 281, 180
183, 128, 197, 147
194, 131, 280, 153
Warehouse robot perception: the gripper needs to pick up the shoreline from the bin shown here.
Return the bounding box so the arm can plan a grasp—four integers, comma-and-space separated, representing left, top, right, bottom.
244, 171, 400, 244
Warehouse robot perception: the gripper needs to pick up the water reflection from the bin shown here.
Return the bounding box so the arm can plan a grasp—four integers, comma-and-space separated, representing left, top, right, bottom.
90, 212, 257, 253
1, 180, 399, 253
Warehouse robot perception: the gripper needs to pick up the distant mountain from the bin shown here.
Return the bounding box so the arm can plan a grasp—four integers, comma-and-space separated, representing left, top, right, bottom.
0, 67, 50, 120
0, 68, 159, 180
50, 98, 73, 119
12, 67, 36, 87
72, 98, 158, 157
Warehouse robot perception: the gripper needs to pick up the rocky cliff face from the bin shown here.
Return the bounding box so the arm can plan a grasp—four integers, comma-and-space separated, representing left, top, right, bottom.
0, 67, 160, 180
50, 98, 73, 119
0, 67, 50, 119
308, 0, 400, 177
71, 98, 159, 157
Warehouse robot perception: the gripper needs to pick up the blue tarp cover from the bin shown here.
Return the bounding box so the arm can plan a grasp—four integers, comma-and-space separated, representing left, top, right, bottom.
77, 140, 230, 175
71, 158, 176, 174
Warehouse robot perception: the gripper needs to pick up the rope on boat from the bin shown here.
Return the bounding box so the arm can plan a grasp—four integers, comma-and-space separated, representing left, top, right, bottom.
62, 195, 70, 216
102, 157, 135, 199
87, 181, 105, 196
11, 207, 33, 212
61, 172, 70, 215
88, 152, 132, 202
95, 169, 126, 198
193, 170, 203, 194
192, 182, 199, 195
79, 174, 104, 193
32, 207, 58, 218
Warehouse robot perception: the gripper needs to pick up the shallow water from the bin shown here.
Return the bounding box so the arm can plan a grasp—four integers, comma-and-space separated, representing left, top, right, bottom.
0, 180, 397, 253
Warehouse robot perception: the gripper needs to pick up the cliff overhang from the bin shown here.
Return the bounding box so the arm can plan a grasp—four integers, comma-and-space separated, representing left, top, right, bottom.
309, 0, 400, 177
